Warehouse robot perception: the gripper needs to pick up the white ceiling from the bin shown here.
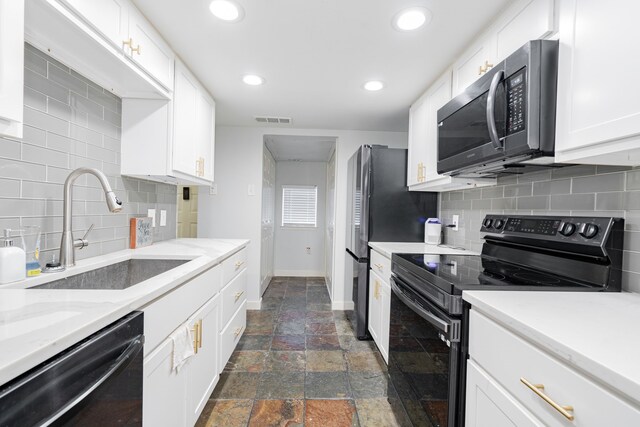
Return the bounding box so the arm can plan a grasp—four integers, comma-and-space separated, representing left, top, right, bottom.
132, 0, 511, 132
265, 135, 336, 162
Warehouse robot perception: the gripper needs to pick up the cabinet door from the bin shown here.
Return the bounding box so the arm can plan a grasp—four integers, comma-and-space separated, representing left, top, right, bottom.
143, 337, 187, 427
195, 91, 215, 181
423, 71, 452, 182
494, 0, 555, 62
0, 0, 24, 139
407, 96, 429, 187
127, 9, 174, 90
187, 295, 220, 425
452, 40, 495, 97
466, 360, 543, 427
172, 61, 198, 177
555, 0, 640, 160
62, 0, 128, 47
367, 270, 381, 343
379, 280, 390, 364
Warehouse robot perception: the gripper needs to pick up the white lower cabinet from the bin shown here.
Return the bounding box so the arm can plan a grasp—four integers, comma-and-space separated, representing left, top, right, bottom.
368, 248, 391, 363
467, 309, 640, 426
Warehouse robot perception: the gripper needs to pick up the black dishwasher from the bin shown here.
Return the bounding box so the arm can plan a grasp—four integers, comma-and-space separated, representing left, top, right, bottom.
0, 311, 144, 427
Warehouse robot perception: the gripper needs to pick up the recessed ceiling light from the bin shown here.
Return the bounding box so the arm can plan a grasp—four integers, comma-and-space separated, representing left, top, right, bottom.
393, 7, 432, 31
364, 80, 384, 91
243, 74, 265, 86
209, 0, 244, 22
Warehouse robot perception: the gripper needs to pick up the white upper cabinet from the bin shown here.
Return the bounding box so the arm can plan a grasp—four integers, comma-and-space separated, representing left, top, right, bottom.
121, 59, 216, 185
554, 0, 640, 165
408, 70, 495, 192
62, 0, 128, 47
452, 0, 556, 96
0, 0, 24, 139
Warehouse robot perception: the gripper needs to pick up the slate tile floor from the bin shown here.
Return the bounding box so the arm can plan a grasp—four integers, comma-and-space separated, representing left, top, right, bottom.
195, 277, 414, 427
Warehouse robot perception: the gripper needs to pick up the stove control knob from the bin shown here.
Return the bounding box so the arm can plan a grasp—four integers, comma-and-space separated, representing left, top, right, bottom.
579, 223, 599, 239
494, 219, 505, 229
483, 218, 493, 228
560, 222, 576, 236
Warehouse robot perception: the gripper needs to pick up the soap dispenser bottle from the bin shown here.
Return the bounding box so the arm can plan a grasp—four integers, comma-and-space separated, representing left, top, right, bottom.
0, 229, 26, 284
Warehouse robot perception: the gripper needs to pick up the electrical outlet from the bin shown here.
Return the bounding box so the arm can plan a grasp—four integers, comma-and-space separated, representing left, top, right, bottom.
248, 184, 256, 196
452, 214, 459, 231
305, 247, 311, 254
449, 260, 458, 275
209, 184, 217, 195
147, 209, 156, 227
160, 210, 167, 227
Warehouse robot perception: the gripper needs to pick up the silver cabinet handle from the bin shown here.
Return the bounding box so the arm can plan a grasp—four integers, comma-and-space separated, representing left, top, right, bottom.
486, 70, 505, 150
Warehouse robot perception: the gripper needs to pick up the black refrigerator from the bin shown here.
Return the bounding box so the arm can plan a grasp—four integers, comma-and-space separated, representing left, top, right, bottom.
345, 145, 437, 339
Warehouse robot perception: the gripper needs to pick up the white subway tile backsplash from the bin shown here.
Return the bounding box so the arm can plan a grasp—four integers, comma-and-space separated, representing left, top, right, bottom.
0, 44, 177, 265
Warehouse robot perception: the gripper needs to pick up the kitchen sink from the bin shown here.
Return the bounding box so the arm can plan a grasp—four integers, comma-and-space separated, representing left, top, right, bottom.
32, 259, 189, 290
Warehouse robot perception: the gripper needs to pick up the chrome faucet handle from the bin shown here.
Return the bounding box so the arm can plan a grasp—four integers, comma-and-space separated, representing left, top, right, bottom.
75, 224, 95, 250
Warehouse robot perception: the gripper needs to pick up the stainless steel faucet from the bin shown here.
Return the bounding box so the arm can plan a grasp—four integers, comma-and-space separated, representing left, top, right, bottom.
48, 168, 123, 270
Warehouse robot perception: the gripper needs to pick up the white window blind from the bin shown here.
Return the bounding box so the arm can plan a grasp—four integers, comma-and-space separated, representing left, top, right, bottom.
282, 185, 317, 227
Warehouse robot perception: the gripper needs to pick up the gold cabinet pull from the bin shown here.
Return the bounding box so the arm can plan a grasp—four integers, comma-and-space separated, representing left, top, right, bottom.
478, 65, 484, 75
198, 319, 203, 348
234, 290, 245, 301
235, 260, 245, 269
234, 326, 244, 338
374, 263, 384, 271
122, 38, 133, 48
191, 322, 200, 353
520, 377, 574, 421
374, 280, 380, 300
484, 60, 494, 71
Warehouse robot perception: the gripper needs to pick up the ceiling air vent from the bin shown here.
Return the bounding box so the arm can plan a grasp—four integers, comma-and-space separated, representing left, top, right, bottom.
255, 116, 292, 125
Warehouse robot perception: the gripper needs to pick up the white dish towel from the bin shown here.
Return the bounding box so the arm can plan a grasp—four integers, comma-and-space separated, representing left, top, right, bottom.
171, 323, 195, 372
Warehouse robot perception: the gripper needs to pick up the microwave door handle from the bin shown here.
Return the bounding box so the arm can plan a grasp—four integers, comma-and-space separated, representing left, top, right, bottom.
486, 70, 505, 150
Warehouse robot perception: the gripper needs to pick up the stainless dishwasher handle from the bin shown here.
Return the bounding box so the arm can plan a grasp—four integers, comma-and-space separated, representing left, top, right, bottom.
390, 279, 458, 342
486, 69, 505, 150
42, 336, 144, 427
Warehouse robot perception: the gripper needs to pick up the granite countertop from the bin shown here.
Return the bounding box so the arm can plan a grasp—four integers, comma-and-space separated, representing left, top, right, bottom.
369, 241, 479, 258
464, 291, 640, 406
0, 238, 249, 386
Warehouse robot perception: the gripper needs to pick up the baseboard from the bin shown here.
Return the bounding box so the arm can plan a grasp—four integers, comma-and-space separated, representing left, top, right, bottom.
273, 269, 324, 277
246, 299, 262, 310
331, 300, 354, 310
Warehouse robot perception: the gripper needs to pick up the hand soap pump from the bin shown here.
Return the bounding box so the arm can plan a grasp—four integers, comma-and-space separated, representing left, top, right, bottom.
0, 229, 26, 284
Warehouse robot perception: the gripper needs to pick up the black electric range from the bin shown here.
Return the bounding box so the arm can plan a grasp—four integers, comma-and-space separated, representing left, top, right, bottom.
387, 215, 624, 427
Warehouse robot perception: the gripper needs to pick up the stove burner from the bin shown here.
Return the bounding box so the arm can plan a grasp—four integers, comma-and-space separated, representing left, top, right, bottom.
512, 272, 562, 285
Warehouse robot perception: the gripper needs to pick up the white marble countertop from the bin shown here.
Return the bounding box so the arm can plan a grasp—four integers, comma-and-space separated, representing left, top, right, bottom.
0, 238, 248, 386
369, 241, 479, 258
464, 291, 640, 405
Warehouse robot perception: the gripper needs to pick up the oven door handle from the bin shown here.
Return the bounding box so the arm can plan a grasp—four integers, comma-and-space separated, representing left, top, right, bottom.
486, 69, 505, 150
391, 279, 459, 342
42, 335, 144, 426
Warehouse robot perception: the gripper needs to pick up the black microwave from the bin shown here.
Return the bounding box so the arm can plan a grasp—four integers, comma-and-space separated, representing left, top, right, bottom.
437, 40, 559, 177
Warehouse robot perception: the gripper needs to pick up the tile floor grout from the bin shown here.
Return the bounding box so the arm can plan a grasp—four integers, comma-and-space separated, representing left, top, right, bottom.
195, 276, 415, 427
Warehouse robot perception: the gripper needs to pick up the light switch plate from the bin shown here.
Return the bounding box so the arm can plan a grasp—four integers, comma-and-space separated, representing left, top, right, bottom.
147, 209, 156, 227
160, 210, 167, 227
248, 184, 256, 196
209, 184, 217, 195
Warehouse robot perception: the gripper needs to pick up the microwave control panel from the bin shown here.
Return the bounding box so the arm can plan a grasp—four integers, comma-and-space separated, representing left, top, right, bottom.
506, 69, 526, 135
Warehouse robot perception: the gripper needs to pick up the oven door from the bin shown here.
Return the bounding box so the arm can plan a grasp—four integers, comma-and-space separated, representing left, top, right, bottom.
388, 275, 461, 427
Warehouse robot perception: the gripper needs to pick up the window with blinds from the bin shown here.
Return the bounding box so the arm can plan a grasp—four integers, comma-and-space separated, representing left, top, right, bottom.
282, 185, 317, 227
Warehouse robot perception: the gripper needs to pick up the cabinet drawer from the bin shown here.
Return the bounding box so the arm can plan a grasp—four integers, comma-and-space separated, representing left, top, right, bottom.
370, 249, 391, 281
219, 301, 246, 373
220, 268, 247, 328
222, 248, 247, 285
142, 264, 221, 356
469, 310, 640, 426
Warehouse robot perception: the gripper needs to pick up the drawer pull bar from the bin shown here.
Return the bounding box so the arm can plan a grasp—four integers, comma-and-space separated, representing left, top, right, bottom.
520, 377, 574, 421
235, 260, 245, 269
234, 326, 244, 338
374, 263, 384, 270
235, 291, 245, 301
198, 319, 203, 348
191, 322, 200, 354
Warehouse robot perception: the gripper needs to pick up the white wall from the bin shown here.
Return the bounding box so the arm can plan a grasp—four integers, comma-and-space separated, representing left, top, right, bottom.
259, 147, 276, 295
274, 161, 327, 276
198, 126, 407, 309
325, 150, 336, 296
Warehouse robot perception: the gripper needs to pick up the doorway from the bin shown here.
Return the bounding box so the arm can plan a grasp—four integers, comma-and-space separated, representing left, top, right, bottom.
260, 135, 337, 298
177, 186, 198, 238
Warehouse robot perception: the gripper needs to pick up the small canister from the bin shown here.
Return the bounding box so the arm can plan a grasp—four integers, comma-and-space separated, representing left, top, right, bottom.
425, 218, 442, 245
